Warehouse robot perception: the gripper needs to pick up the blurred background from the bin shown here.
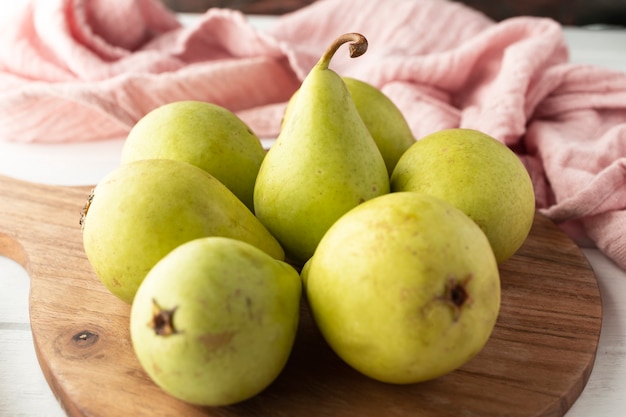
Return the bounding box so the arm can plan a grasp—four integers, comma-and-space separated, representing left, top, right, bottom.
159, 0, 626, 26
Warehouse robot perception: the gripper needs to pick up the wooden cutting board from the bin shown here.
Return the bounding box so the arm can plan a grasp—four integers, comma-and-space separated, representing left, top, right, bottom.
0, 173, 602, 417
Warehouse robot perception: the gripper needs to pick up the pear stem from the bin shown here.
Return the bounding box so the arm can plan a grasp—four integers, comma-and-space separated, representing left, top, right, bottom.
316, 33, 368, 70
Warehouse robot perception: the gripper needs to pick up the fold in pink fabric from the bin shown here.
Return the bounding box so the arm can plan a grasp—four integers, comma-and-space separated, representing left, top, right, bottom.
1, 0, 625, 270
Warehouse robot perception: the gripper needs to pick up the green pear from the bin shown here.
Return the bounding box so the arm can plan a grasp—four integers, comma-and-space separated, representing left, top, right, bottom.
121, 100, 265, 212
390, 128, 535, 263
343, 77, 416, 175
81, 159, 284, 304
283, 78, 416, 176
303, 192, 500, 384
254, 33, 389, 264
130, 237, 301, 406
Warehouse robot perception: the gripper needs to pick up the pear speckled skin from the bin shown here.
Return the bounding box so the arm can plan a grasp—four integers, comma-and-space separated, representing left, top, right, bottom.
81, 159, 284, 304
303, 192, 501, 384
121, 100, 266, 212
391, 128, 535, 263
254, 34, 389, 265
130, 237, 301, 406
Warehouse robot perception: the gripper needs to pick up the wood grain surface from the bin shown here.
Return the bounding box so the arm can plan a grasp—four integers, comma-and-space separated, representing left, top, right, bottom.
0, 173, 602, 417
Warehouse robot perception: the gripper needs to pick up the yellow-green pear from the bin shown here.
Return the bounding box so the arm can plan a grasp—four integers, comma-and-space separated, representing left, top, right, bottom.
390, 128, 535, 263
81, 159, 284, 304
343, 77, 416, 175
283, 78, 416, 176
131, 237, 301, 406
304, 192, 500, 384
121, 100, 265, 211
254, 33, 389, 265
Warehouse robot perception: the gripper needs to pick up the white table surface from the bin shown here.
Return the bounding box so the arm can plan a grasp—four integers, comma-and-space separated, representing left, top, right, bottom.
1, 4, 626, 417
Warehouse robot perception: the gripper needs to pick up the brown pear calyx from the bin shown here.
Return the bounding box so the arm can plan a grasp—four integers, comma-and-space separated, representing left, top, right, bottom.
150, 298, 179, 336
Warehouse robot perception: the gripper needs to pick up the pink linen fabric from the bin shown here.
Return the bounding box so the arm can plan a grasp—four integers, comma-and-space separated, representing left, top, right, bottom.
0, 0, 300, 142
1, 0, 625, 269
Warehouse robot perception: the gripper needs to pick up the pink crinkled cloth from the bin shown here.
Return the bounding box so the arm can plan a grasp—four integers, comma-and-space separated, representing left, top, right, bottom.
1, 0, 626, 270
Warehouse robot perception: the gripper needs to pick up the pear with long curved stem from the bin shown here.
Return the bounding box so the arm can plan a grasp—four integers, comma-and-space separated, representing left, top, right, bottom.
284, 77, 417, 177
254, 33, 389, 265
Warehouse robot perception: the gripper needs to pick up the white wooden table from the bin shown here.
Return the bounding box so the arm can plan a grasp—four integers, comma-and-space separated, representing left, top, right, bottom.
1, 4, 625, 416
